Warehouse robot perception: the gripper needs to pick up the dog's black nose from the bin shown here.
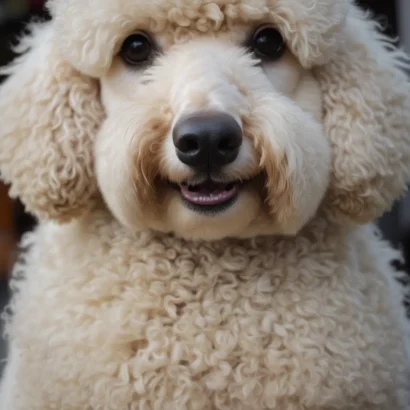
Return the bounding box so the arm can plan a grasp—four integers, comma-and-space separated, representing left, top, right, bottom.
173, 112, 243, 169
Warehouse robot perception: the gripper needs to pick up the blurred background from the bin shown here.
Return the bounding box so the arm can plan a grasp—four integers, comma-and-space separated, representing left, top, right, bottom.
0, 0, 410, 373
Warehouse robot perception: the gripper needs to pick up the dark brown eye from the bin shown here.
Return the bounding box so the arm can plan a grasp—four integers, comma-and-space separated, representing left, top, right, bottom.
251, 26, 285, 61
120, 33, 154, 65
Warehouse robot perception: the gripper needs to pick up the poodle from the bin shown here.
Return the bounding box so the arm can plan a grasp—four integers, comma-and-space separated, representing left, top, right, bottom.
1, 0, 410, 408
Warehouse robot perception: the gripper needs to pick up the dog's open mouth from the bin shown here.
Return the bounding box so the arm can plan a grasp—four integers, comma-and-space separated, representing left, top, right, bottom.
179, 181, 238, 206
171, 179, 241, 213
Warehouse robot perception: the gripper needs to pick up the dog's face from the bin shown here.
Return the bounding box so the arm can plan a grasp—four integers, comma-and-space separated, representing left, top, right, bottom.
2, 0, 410, 240
93, 2, 330, 240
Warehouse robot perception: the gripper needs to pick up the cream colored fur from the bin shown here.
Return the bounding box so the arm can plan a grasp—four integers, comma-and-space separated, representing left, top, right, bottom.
0, 0, 410, 408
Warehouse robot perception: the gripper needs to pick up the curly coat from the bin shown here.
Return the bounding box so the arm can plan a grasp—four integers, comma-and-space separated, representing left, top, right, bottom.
0, 0, 410, 409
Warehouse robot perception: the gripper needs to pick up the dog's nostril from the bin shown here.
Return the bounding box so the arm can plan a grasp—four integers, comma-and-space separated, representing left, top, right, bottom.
218, 135, 240, 153
178, 135, 200, 154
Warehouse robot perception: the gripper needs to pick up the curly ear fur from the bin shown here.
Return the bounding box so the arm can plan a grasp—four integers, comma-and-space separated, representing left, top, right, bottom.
0, 22, 104, 222
317, 5, 410, 224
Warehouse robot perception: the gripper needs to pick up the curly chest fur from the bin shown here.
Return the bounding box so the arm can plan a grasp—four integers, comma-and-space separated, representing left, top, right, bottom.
3, 213, 410, 410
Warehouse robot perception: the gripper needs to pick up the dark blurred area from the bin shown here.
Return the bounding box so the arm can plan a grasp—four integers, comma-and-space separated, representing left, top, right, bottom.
0, 0, 409, 367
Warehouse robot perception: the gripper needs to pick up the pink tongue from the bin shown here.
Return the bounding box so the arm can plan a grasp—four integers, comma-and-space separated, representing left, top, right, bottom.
180, 183, 237, 206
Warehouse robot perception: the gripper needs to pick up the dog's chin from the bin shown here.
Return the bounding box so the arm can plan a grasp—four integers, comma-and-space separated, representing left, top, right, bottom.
163, 175, 264, 241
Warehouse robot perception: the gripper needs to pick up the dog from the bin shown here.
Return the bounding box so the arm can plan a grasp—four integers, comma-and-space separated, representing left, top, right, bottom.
0, 0, 410, 408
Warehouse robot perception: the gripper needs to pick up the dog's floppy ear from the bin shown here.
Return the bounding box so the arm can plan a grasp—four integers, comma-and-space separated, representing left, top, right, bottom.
0, 22, 104, 222
316, 5, 410, 224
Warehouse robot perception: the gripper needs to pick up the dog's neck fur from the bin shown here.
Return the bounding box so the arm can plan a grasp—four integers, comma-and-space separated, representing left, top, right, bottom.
72, 203, 350, 259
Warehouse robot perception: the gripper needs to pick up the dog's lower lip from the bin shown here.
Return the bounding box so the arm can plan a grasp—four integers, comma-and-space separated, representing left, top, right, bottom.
179, 181, 238, 206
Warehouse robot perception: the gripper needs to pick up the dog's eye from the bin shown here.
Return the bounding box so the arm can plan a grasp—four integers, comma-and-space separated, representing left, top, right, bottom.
250, 26, 286, 61
120, 33, 154, 65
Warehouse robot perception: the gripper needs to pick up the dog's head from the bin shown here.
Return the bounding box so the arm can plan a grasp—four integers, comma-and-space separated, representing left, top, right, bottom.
1, 0, 410, 240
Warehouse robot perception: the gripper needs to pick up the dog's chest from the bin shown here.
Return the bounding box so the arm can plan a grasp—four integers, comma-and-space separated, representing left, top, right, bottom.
9, 225, 409, 409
